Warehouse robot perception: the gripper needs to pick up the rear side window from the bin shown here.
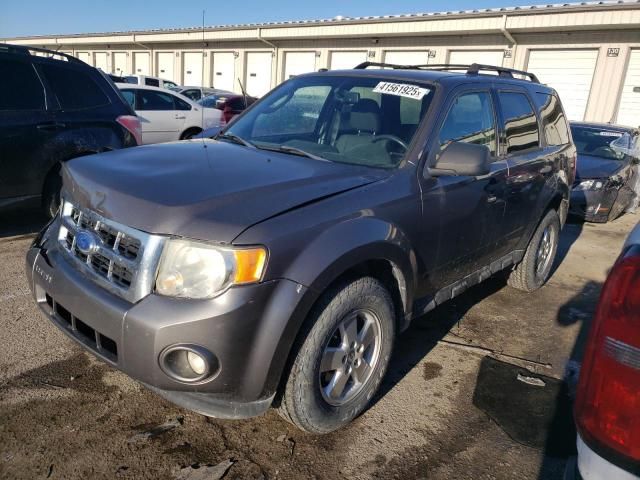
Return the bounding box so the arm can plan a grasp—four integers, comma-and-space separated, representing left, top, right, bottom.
40, 63, 110, 111
0, 58, 45, 111
498, 92, 540, 154
144, 78, 160, 87
437, 91, 497, 157
137, 90, 176, 111
533, 92, 570, 146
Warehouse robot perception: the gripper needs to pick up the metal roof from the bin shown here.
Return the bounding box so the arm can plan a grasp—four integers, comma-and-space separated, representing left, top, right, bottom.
5, 0, 640, 40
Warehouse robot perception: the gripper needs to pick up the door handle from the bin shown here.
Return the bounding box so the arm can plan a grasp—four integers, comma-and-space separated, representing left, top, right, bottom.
487, 195, 498, 203
175, 115, 186, 120
36, 122, 66, 130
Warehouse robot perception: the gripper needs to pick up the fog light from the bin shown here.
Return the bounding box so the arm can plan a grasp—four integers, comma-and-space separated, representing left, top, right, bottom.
159, 344, 219, 383
187, 351, 207, 375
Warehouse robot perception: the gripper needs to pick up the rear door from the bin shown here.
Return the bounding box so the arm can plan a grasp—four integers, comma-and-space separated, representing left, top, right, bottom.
0, 55, 54, 200
498, 89, 555, 254
135, 89, 186, 144
418, 87, 508, 293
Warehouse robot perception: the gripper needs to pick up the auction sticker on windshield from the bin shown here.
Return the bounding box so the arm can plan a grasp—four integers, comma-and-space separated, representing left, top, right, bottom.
373, 82, 430, 100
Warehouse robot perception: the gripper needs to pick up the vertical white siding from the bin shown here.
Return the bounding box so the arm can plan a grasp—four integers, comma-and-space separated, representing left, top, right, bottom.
183, 52, 204, 86
329, 51, 367, 70
133, 52, 150, 75
112, 52, 127, 75
245, 52, 273, 96
449, 50, 504, 67
283, 51, 317, 80
156, 52, 175, 82
616, 49, 640, 127
211, 52, 236, 91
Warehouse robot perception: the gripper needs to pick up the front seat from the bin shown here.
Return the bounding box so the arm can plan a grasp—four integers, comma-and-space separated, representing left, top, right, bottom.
335, 99, 382, 154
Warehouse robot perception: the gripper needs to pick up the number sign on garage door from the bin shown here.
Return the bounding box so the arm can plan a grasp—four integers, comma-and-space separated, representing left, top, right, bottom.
113, 52, 127, 75
617, 49, 640, 127
212, 52, 235, 91
134, 52, 150, 75
384, 50, 430, 67
449, 50, 504, 67
246, 52, 273, 97
330, 51, 368, 70
527, 49, 598, 121
157, 52, 175, 82
183, 52, 203, 87
94, 52, 108, 72
284, 52, 316, 80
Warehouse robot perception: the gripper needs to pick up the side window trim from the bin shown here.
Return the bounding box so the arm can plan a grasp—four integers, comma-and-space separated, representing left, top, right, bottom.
425, 86, 499, 173
495, 88, 543, 157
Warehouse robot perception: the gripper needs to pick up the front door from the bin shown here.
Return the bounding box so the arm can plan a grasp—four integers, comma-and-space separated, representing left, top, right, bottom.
135, 89, 187, 144
418, 88, 507, 296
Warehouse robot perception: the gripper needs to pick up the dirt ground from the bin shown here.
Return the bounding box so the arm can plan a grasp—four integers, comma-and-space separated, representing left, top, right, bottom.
0, 208, 637, 480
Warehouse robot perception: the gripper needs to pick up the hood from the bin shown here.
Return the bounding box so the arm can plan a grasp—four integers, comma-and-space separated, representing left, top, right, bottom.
62, 140, 386, 242
576, 154, 627, 180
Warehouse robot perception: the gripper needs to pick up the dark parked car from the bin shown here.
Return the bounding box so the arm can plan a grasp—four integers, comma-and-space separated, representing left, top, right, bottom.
0, 44, 141, 216
27, 62, 575, 433
198, 93, 257, 124
566, 221, 640, 480
569, 122, 639, 222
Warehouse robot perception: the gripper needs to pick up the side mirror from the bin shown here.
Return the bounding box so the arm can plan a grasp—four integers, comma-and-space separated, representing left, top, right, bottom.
428, 142, 491, 177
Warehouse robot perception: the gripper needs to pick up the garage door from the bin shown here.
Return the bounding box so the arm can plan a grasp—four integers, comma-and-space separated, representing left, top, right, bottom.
330, 51, 368, 70
527, 49, 598, 121
157, 52, 175, 82
133, 52, 150, 75
384, 50, 430, 67
617, 49, 640, 127
76, 52, 92, 66
284, 51, 316, 81
449, 50, 504, 67
246, 52, 273, 97
94, 52, 108, 72
113, 52, 127, 75
183, 52, 203, 86
211, 52, 235, 91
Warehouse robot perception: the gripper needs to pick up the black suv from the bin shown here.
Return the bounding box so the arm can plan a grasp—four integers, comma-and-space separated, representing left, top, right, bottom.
0, 44, 141, 216
26, 63, 575, 434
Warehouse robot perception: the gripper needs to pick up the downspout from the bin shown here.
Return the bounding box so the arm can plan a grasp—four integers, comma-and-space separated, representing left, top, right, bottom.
257, 27, 278, 87
501, 14, 517, 67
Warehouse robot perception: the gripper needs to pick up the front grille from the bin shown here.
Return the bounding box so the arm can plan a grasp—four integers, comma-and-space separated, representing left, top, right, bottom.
45, 293, 118, 362
57, 199, 166, 303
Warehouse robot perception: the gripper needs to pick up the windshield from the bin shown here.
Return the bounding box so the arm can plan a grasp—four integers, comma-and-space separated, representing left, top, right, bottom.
226, 75, 434, 169
570, 125, 631, 161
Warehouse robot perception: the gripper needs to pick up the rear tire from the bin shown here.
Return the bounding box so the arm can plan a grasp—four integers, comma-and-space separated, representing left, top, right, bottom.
41, 166, 62, 218
507, 209, 560, 292
277, 277, 395, 434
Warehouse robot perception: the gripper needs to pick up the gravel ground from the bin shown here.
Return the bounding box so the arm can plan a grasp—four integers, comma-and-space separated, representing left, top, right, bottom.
0, 208, 637, 480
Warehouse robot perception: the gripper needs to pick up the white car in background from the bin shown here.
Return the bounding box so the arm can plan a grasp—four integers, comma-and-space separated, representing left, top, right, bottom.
117, 84, 223, 144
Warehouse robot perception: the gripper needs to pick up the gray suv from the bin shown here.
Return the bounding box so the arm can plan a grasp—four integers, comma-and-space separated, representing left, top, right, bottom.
26, 63, 576, 433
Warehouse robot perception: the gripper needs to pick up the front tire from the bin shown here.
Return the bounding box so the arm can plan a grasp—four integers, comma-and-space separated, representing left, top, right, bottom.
507, 209, 560, 292
278, 277, 395, 434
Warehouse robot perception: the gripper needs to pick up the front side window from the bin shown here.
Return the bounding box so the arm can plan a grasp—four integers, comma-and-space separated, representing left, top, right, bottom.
437, 91, 496, 158
533, 93, 570, 146
137, 90, 176, 111
498, 92, 540, 154
40, 63, 110, 111
0, 58, 45, 111
174, 96, 191, 111
227, 76, 435, 169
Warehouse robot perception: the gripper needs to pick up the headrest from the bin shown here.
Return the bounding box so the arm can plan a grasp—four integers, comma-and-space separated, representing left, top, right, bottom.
348, 98, 381, 133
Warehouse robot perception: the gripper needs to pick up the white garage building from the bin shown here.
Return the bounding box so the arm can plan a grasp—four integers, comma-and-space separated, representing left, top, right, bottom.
4, 1, 640, 125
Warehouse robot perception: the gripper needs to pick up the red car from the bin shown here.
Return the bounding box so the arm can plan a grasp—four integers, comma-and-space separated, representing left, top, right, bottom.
198, 93, 257, 125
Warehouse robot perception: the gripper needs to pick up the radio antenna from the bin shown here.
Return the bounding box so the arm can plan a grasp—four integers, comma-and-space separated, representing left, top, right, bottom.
201, 10, 206, 149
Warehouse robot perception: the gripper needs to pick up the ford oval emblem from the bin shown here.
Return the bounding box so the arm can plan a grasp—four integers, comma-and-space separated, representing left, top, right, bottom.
75, 230, 99, 255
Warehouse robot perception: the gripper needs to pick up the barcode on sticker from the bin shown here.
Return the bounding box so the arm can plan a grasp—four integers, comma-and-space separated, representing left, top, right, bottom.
373, 82, 430, 100
598, 131, 623, 137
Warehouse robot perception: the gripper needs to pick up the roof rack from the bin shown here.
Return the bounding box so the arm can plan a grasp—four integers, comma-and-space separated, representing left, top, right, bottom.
0, 43, 83, 64
354, 61, 540, 83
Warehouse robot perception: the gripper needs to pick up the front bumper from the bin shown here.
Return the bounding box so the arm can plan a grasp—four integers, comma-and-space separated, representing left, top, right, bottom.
569, 188, 619, 223
26, 222, 308, 419
564, 435, 640, 480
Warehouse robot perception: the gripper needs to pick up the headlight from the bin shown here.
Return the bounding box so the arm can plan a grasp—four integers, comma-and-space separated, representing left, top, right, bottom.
574, 179, 604, 191
155, 239, 267, 299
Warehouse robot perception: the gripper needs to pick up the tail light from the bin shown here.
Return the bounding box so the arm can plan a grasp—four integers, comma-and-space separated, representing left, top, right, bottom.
575, 245, 640, 468
222, 105, 234, 125
116, 115, 142, 146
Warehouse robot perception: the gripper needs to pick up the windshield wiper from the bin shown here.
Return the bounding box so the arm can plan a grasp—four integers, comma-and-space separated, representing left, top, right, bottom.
216, 132, 256, 149
257, 145, 328, 161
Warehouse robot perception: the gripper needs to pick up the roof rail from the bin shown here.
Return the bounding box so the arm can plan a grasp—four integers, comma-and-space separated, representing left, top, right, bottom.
354, 61, 540, 83
0, 43, 83, 64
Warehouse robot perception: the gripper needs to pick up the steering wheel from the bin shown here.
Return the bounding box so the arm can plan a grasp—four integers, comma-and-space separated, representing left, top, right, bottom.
372, 134, 409, 151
